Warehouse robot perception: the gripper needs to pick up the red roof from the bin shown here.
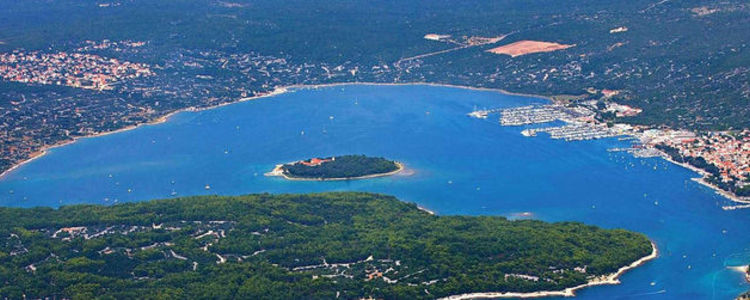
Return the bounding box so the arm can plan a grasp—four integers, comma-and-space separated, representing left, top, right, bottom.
300, 157, 330, 167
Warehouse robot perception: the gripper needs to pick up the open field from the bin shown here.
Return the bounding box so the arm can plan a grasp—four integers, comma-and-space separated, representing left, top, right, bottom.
487, 40, 575, 57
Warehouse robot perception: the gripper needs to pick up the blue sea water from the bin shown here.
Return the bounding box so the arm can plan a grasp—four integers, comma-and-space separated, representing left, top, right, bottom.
1, 84, 749, 299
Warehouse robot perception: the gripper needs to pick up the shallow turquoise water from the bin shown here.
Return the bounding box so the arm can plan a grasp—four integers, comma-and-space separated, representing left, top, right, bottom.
1, 84, 749, 299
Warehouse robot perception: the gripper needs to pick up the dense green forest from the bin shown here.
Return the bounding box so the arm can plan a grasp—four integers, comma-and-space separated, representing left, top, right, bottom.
281, 155, 399, 179
0, 192, 652, 299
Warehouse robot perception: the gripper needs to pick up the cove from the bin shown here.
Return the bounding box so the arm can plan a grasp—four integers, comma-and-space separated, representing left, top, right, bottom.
1, 84, 749, 299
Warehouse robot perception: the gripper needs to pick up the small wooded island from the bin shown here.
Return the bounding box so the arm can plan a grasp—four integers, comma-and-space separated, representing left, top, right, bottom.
0, 192, 655, 299
267, 154, 402, 180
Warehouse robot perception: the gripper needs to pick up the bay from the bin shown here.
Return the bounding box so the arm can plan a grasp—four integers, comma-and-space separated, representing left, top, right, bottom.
1, 84, 748, 299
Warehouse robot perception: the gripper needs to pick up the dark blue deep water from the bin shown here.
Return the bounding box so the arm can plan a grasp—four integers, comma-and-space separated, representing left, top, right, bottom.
1, 84, 749, 299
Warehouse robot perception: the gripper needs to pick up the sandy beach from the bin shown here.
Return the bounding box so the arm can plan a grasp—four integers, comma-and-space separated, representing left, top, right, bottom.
286, 81, 556, 102
417, 205, 436, 215
265, 161, 406, 181
440, 242, 658, 299
728, 265, 750, 283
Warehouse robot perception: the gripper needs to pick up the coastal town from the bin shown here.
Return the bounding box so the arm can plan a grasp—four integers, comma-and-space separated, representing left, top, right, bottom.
470, 101, 750, 204
0, 49, 153, 90
1, 0, 750, 298
0, 29, 749, 204
0, 40, 366, 174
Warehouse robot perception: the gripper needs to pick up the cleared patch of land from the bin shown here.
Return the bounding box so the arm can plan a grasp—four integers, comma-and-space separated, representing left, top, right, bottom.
487, 40, 575, 57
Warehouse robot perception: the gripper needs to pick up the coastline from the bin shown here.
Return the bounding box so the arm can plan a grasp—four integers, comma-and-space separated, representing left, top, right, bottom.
728, 265, 750, 285
734, 266, 750, 282
282, 81, 556, 102
0, 82, 547, 180
2, 80, 747, 207
265, 161, 406, 181
417, 205, 436, 215
656, 152, 750, 207
440, 242, 658, 299
0, 86, 288, 180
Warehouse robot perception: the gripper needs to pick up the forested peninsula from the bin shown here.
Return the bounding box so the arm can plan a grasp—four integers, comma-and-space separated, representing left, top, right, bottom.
0, 192, 653, 299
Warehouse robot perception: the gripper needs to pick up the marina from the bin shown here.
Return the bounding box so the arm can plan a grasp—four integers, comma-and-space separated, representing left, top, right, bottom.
470, 104, 629, 142
470, 104, 664, 161
498, 104, 593, 126
521, 123, 622, 141
607, 146, 664, 158
1, 84, 749, 299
